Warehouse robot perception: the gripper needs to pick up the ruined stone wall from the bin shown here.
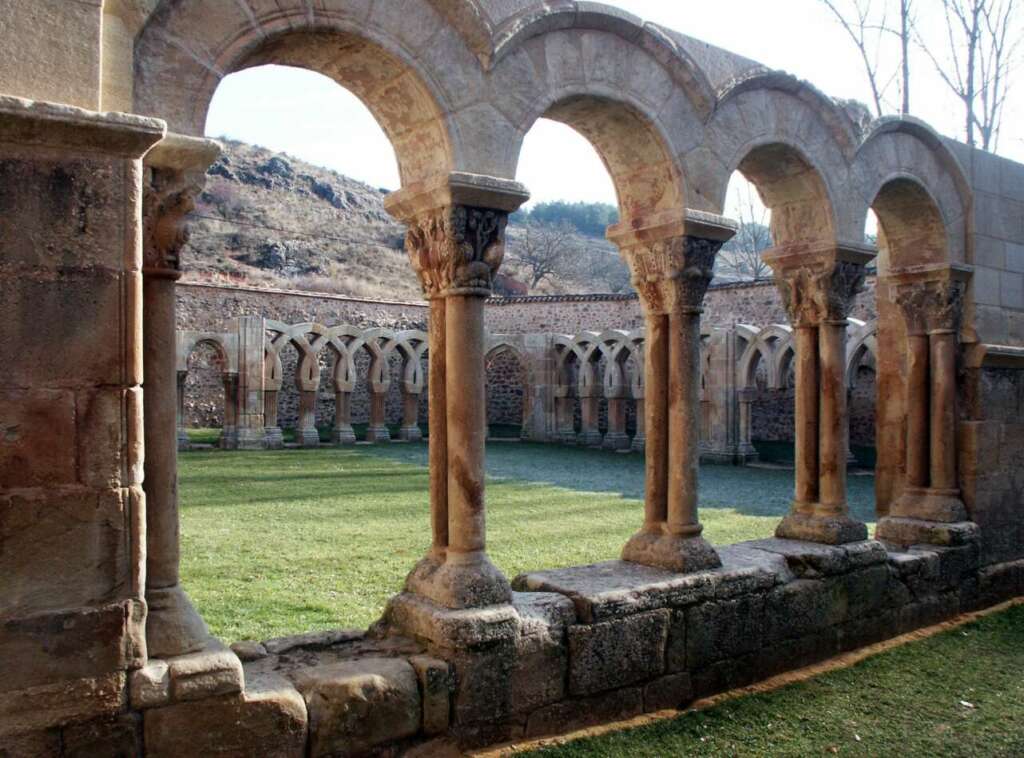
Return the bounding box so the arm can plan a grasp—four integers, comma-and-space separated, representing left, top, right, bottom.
486, 349, 526, 428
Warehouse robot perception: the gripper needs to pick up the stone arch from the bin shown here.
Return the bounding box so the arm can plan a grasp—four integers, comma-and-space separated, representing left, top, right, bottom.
694, 74, 859, 239
134, 0, 476, 186
846, 320, 878, 390
179, 335, 234, 433
484, 340, 528, 435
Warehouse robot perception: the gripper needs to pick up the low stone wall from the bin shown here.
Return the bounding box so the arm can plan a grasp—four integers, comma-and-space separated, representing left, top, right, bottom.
123, 536, 1023, 755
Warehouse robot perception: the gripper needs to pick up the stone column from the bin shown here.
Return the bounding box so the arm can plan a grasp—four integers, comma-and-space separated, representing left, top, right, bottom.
877, 267, 975, 546
235, 315, 266, 449
386, 173, 528, 609
263, 390, 283, 448
218, 373, 239, 449
631, 397, 646, 452
332, 391, 357, 444
555, 391, 577, 444
399, 391, 424, 441
604, 395, 631, 450
142, 135, 221, 657
296, 390, 319, 447
577, 389, 603, 446
737, 387, 759, 462
763, 243, 875, 545
614, 212, 736, 572
176, 370, 189, 451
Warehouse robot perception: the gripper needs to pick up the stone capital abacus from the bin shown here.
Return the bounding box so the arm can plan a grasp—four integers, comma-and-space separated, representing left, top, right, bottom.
762, 242, 876, 327
142, 134, 221, 278
887, 264, 971, 336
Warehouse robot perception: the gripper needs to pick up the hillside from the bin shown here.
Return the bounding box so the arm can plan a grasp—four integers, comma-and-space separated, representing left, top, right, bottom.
184, 140, 630, 299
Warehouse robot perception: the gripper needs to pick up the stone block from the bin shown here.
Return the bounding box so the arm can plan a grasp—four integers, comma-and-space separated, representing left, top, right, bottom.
839, 608, 899, 651
524, 687, 643, 739
445, 642, 516, 726
166, 639, 244, 703
764, 579, 841, 643
382, 593, 518, 650
898, 592, 959, 633
231, 640, 269, 662
130, 660, 170, 710
0, 728, 60, 757
643, 672, 694, 712
975, 559, 1024, 608
747, 539, 885, 578
831, 564, 893, 618
757, 629, 841, 680
0, 389, 77, 488
690, 652, 763, 699
292, 657, 420, 758
409, 655, 451, 736
1, 488, 133, 617
911, 543, 980, 590
144, 672, 307, 758
75, 387, 139, 489
684, 594, 765, 671
62, 713, 141, 757
567, 610, 669, 696
511, 592, 574, 714
262, 628, 363, 656
0, 673, 125, 737
0, 602, 144, 693
1, 270, 137, 388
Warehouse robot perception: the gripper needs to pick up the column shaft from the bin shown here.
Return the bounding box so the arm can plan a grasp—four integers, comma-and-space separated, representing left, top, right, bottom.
793, 325, 820, 508
428, 299, 448, 555
667, 309, 702, 536
444, 295, 486, 555
930, 331, 958, 491
905, 334, 930, 489
644, 314, 670, 528
333, 391, 356, 444
818, 322, 848, 512
176, 371, 188, 450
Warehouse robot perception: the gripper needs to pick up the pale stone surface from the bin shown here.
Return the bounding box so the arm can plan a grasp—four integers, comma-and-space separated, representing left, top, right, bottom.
165, 639, 244, 703
409, 655, 452, 735
130, 660, 170, 710
291, 658, 420, 757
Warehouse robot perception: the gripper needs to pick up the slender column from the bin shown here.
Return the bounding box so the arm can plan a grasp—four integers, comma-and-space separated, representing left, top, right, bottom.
176, 370, 189, 451
142, 142, 220, 657
235, 315, 267, 449
880, 272, 970, 541
297, 389, 319, 447
604, 397, 630, 450
555, 393, 577, 443
219, 373, 238, 449
399, 391, 423, 441
737, 387, 758, 461
818, 321, 848, 512
427, 299, 448, 557
392, 187, 526, 609
631, 397, 646, 452
578, 392, 602, 446
765, 245, 873, 545
618, 225, 731, 573
332, 391, 356, 445
366, 391, 391, 442
263, 389, 283, 448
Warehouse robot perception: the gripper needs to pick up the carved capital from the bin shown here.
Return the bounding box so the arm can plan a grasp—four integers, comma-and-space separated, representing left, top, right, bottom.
774, 259, 867, 326
895, 278, 965, 335
405, 205, 508, 298
142, 164, 206, 276
623, 236, 723, 315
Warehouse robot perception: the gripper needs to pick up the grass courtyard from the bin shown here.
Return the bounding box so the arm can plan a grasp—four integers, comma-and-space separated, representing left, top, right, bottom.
178, 440, 875, 642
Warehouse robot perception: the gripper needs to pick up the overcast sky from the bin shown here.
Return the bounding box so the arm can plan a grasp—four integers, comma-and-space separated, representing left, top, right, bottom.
205, 0, 1023, 213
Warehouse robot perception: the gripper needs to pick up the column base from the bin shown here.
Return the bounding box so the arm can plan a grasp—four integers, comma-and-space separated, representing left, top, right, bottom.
888, 487, 968, 523
177, 430, 190, 452
366, 425, 391, 443
630, 435, 645, 453
621, 530, 722, 573
775, 509, 868, 545
556, 431, 577, 445
332, 426, 357, 445
398, 425, 423, 442
264, 427, 284, 449
875, 516, 980, 548
297, 428, 320, 448
403, 551, 512, 610
602, 432, 631, 451
235, 428, 267, 450
218, 427, 238, 450
577, 430, 603, 447
145, 584, 212, 659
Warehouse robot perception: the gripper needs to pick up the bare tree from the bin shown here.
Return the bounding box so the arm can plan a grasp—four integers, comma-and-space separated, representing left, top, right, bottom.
916, 0, 1021, 150
719, 184, 773, 282
507, 221, 580, 290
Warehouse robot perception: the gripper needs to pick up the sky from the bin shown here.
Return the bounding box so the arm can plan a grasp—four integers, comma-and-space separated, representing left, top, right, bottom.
204, 0, 1024, 214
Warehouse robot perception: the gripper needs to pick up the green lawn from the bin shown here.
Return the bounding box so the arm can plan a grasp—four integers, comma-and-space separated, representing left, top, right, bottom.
525, 603, 1024, 757
178, 442, 875, 642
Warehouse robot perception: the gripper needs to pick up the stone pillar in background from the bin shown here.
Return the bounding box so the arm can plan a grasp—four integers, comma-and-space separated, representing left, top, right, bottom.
0, 99, 163, 720
332, 390, 356, 444
399, 349, 425, 442
263, 351, 284, 449
701, 327, 756, 465
877, 265, 977, 547
142, 134, 221, 657
604, 394, 630, 450
366, 351, 391, 443
218, 373, 239, 449
631, 343, 646, 453
235, 315, 266, 449
294, 353, 320, 448
176, 370, 189, 451
763, 243, 875, 545
577, 380, 603, 447
386, 173, 528, 609
613, 211, 736, 573
737, 387, 759, 462
555, 388, 577, 444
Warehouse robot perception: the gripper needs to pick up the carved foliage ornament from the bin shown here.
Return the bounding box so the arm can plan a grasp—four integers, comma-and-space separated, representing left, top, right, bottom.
405, 205, 508, 297
143, 165, 207, 273
624, 236, 723, 315
776, 260, 866, 326
896, 279, 964, 334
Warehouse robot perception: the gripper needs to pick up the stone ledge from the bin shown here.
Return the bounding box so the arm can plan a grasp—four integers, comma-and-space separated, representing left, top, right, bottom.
513, 542, 792, 623
380, 593, 519, 649
744, 538, 889, 578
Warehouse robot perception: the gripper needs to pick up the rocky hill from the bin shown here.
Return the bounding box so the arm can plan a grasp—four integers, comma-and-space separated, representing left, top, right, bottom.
184, 140, 629, 300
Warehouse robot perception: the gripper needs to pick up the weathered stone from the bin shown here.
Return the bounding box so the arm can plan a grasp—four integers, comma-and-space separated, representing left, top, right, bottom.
0, 673, 126, 737
684, 594, 765, 670
511, 592, 574, 714
381, 593, 519, 650
144, 672, 307, 758
444, 642, 517, 726
764, 579, 842, 643
62, 713, 141, 757
409, 655, 451, 736
567, 610, 669, 696
262, 629, 363, 656
643, 672, 694, 712
165, 639, 244, 703
231, 640, 269, 662
291, 657, 420, 757
130, 660, 170, 709
524, 687, 643, 739
0, 728, 61, 757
